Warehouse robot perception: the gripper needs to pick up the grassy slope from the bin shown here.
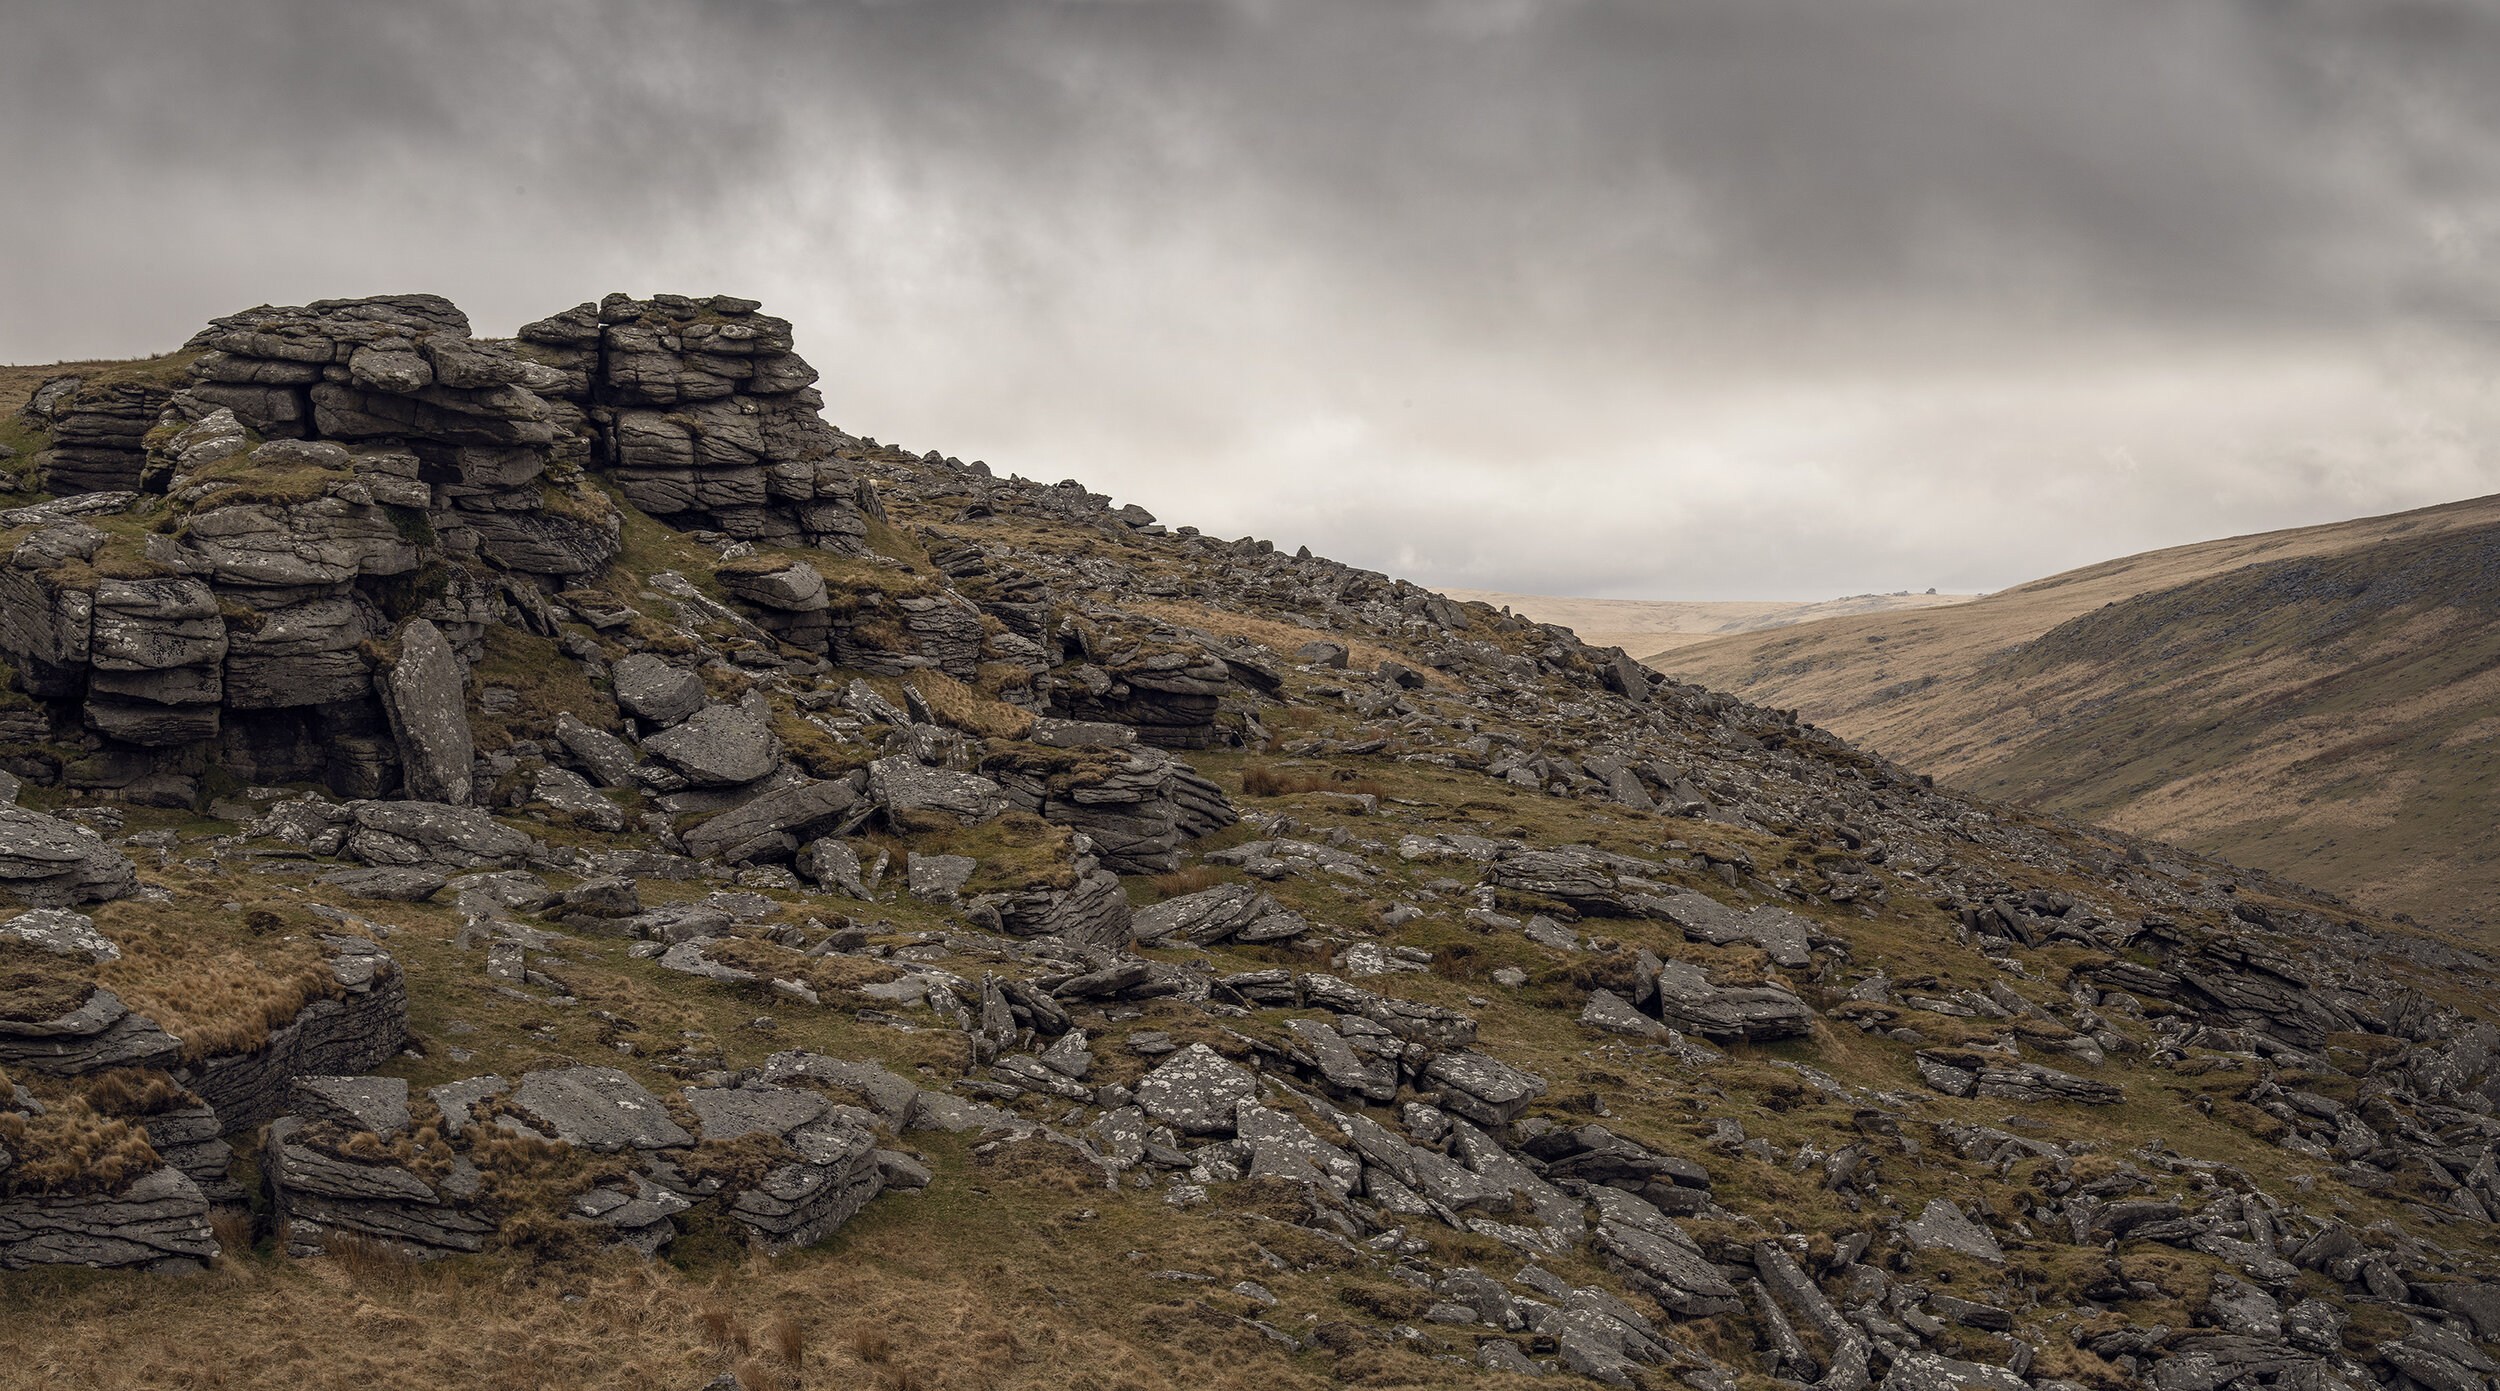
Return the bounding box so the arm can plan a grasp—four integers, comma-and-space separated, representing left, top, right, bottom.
1657, 493, 2500, 936
1434, 589, 1978, 662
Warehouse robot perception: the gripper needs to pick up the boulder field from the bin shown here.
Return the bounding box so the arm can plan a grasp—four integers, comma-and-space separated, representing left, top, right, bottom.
2, 294, 2499, 1389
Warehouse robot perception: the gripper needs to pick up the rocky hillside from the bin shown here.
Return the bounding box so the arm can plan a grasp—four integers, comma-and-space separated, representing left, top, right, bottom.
1432, 591, 1977, 664
1654, 496, 2500, 940
2, 295, 2499, 1391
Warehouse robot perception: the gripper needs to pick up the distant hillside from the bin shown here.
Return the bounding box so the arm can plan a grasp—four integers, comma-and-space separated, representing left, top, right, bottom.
1434, 587, 1975, 660
1658, 492, 2500, 935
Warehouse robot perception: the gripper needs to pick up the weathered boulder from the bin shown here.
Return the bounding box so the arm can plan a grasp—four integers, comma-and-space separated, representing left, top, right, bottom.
682, 776, 859, 861
611, 653, 707, 728
983, 742, 1236, 874
643, 705, 779, 787
0, 984, 182, 1075
502, 1066, 694, 1151
0, 810, 141, 907
1136, 1043, 1258, 1136
0, 1166, 216, 1271
337, 801, 539, 869
554, 711, 642, 787
376, 619, 473, 805
1647, 959, 1815, 1042
1422, 1051, 1549, 1127
0, 907, 119, 963
869, 756, 1008, 826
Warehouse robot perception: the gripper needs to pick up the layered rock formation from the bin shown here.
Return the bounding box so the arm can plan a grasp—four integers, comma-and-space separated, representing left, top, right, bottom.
10, 291, 2500, 1391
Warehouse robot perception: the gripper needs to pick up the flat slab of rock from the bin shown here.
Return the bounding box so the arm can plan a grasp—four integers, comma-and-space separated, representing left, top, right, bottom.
289, 1075, 412, 1136
685, 1084, 831, 1141
0, 908, 118, 962
869, 756, 1008, 826
612, 652, 706, 726
505, 1066, 693, 1151
344, 801, 538, 869
0, 809, 140, 907
1903, 1198, 2004, 1263
554, 712, 642, 786
0, 1166, 216, 1271
1649, 959, 1815, 1042
1581, 988, 1671, 1041
315, 866, 447, 902
1136, 1043, 1257, 1135
1131, 882, 1276, 946
643, 704, 779, 787
1423, 1050, 1549, 1127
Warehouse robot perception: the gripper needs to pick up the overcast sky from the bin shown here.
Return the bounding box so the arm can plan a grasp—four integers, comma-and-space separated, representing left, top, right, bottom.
8, 0, 2499, 600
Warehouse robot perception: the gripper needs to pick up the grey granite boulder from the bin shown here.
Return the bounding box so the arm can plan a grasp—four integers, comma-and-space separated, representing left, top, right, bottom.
0, 809, 141, 907
555, 711, 643, 787
906, 852, 977, 903
612, 652, 708, 727
1647, 959, 1814, 1042
503, 1066, 694, 1151
0, 908, 119, 963
869, 756, 1008, 826
288, 1075, 412, 1135
1130, 882, 1277, 947
376, 619, 473, 805
643, 704, 779, 787
342, 801, 538, 869
0, 985, 183, 1075
530, 765, 627, 832
1284, 1017, 1400, 1102
683, 776, 858, 861
1423, 1051, 1550, 1127
1136, 1043, 1257, 1136
1902, 1198, 2004, 1263
0, 1166, 216, 1271
314, 866, 447, 902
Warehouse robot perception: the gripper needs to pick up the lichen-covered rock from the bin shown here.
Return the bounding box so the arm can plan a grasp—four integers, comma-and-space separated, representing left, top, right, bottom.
0, 907, 119, 963
0, 985, 182, 1075
611, 653, 707, 728
326, 800, 540, 869
502, 1066, 694, 1152
0, 809, 141, 907
681, 775, 859, 861
1135, 1043, 1257, 1136
643, 705, 779, 787
376, 619, 472, 805
869, 756, 1008, 827
0, 1166, 216, 1272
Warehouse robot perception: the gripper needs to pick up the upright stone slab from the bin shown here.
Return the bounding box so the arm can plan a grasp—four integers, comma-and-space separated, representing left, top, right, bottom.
378, 620, 473, 805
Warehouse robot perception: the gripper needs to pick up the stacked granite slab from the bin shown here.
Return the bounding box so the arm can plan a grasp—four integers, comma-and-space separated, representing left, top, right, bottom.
19, 371, 177, 494
517, 293, 874, 553
173, 293, 621, 582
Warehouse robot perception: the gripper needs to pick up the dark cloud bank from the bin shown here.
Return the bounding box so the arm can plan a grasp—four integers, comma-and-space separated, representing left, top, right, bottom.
8, 0, 2499, 598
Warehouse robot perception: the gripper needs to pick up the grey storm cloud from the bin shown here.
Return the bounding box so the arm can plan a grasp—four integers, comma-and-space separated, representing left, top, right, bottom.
7, 0, 2500, 599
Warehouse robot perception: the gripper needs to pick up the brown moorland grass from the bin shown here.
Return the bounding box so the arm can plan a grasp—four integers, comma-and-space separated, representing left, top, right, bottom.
1657, 491, 2500, 935
1124, 599, 1455, 688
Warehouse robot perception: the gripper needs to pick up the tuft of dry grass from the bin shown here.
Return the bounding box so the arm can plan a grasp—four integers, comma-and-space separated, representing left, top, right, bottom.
908, 668, 1034, 740
848, 1326, 894, 1364
700, 1303, 750, 1355
208, 1206, 256, 1260
1149, 865, 1223, 898
766, 1314, 804, 1366
324, 1230, 417, 1287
